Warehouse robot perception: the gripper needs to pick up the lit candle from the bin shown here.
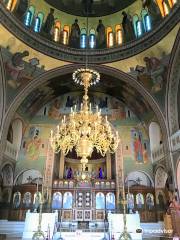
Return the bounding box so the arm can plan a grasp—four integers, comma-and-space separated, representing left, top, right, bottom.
57, 125, 59, 131
74, 105, 77, 112
89, 103, 91, 112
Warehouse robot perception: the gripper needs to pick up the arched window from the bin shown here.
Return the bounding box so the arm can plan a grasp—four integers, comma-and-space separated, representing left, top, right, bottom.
106, 27, 114, 48
96, 192, 105, 209
34, 12, 44, 33
136, 20, 143, 37
89, 29, 96, 48
89, 29, 96, 49
115, 24, 123, 45
80, 28, 87, 49
24, 6, 35, 27
106, 193, 115, 210
162, 0, 170, 16
141, 9, 152, 32
62, 25, 70, 45
53, 21, 61, 42
5, 0, 17, 11
133, 15, 140, 38
52, 192, 62, 209
63, 192, 72, 209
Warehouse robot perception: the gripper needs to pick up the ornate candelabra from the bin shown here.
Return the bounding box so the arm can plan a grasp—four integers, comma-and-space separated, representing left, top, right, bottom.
119, 158, 132, 240
50, 68, 119, 171
32, 182, 46, 239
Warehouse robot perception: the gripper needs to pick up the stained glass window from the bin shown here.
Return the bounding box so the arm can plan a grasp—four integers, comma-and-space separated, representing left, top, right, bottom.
141, 9, 152, 32
80, 28, 87, 49
54, 21, 61, 42
34, 12, 44, 33
89, 29, 96, 49
115, 25, 123, 45
107, 27, 114, 48
62, 25, 70, 45
6, 0, 17, 11
24, 6, 35, 27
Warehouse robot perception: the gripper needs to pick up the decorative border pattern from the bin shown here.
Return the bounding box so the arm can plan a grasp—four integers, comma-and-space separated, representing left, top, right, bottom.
166, 29, 180, 135
0, 4, 180, 63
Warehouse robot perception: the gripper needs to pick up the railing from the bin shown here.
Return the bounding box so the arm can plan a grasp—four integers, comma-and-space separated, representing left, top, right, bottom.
151, 144, 165, 163
171, 129, 180, 152
53, 179, 116, 189
4, 141, 18, 161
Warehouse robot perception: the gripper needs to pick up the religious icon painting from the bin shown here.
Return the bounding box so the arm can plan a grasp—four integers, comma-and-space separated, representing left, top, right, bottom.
13, 192, 21, 209
63, 210, 72, 220
52, 192, 62, 209
23, 192, 32, 208
63, 192, 73, 209
146, 193, 154, 210
96, 192, 105, 209
126, 193, 134, 210
136, 193, 144, 209
106, 192, 115, 210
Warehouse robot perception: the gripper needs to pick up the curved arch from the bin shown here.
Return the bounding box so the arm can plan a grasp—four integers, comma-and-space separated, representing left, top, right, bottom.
166, 29, 180, 135
13, 168, 42, 185
0, 49, 6, 144
0, 64, 169, 166
125, 170, 154, 187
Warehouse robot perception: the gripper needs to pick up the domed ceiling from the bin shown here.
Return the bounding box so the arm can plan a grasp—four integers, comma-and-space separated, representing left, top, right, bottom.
44, 0, 136, 17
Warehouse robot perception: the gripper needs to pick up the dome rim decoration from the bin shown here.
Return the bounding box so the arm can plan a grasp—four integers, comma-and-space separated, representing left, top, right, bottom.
0, 4, 179, 63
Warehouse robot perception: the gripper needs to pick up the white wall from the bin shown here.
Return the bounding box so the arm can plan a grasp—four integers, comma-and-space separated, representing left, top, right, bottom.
12, 119, 23, 150
149, 122, 161, 151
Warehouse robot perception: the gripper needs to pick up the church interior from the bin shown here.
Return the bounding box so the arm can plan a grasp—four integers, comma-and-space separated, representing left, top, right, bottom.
0, 0, 180, 239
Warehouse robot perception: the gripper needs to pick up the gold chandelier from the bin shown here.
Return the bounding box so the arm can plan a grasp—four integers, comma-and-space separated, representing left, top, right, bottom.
50, 68, 119, 170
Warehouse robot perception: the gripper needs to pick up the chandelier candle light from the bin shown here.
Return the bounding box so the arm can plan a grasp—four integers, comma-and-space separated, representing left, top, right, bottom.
50, 68, 119, 171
